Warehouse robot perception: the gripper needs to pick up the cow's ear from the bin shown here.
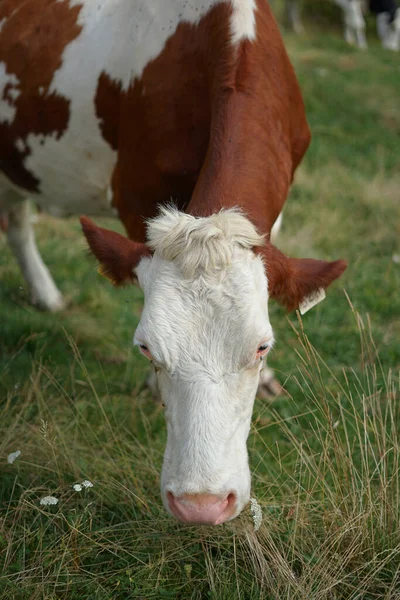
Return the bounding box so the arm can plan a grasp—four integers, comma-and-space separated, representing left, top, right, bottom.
259, 243, 347, 312
80, 217, 151, 286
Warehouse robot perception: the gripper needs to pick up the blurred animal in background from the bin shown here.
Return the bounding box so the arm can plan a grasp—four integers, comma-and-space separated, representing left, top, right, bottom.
370, 0, 400, 47
283, 0, 400, 50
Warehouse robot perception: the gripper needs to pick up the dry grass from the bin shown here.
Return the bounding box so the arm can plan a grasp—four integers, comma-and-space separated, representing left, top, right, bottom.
1, 301, 399, 599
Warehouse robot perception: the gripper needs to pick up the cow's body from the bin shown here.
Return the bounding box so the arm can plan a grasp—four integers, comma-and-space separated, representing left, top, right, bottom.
1, 0, 215, 219
284, 0, 400, 50
0, 0, 305, 231
1, 0, 309, 312
1, 0, 346, 524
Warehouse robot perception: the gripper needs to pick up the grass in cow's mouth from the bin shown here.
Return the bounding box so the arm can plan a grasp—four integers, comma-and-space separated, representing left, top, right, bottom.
1, 29, 400, 600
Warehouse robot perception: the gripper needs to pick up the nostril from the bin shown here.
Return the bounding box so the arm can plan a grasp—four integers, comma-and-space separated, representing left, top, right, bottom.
226, 492, 236, 509
214, 492, 237, 525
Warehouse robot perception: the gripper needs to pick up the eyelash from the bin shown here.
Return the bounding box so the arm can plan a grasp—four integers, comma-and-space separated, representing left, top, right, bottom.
256, 343, 270, 359
138, 343, 152, 359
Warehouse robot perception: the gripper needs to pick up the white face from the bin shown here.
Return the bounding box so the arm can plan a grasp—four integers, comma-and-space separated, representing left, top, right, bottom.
134, 246, 273, 525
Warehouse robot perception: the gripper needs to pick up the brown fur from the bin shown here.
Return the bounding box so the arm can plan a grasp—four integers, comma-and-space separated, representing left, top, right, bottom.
95, 73, 123, 152
94, 1, 310, 240
0, 1, 27, 20
94, 4, 220, 241
0, 0, 82, 190
79, 217, 150, 285
259, 243, 347, 310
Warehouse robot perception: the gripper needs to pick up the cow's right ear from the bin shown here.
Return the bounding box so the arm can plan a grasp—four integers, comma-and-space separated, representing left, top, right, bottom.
80, 217, 151, 285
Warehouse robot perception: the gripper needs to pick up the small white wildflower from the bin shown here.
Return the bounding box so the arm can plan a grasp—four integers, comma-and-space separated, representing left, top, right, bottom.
40, 495, 59, 506
81, 480, 93, 488
250, 497, 263, 531
7, 450, 21, 465
73, 483, 83, 492
315, 67, 328, 78
392, 254, 400, 264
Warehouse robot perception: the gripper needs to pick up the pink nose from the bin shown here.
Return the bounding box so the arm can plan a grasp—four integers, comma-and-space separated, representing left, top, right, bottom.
167, 492, 236, 525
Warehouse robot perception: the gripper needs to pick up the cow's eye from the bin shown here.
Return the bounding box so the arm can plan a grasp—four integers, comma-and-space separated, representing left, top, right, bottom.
138, 343, 152, 359
256, 343, 270, 359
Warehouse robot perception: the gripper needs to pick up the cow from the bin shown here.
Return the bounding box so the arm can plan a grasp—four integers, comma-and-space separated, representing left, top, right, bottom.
283, 0, 400, 50
0, 0, 346, 525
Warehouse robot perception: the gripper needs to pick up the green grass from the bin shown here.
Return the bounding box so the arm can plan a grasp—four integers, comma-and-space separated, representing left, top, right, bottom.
1, 31, 400, 599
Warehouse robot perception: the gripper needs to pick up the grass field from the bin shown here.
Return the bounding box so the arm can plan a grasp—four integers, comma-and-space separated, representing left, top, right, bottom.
1, 27, 400, 600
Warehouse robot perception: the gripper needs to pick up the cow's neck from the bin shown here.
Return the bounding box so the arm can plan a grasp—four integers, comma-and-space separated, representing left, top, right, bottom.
188, 32, 310, 236
113, 0, 310, 240
187, 84, 287, 235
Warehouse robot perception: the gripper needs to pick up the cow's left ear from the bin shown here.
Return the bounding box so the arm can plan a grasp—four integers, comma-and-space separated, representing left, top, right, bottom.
80, 216, 151, 285
259, 243, 347, 312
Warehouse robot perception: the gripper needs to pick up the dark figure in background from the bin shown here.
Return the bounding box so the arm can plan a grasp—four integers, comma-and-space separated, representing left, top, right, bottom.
282, 0, 400, 50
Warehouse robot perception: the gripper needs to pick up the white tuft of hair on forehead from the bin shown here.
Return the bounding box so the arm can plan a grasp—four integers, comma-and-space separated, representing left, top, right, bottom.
146, 206, 265, 279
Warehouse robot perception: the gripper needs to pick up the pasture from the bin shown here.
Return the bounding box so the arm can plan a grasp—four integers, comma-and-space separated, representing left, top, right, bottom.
1, 30, 400, 600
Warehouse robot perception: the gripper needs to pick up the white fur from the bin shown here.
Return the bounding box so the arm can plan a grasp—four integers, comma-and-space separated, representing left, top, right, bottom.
230, 0, 257, 44
0, 65, 19, 124
377, 10, 400, 50
6, 86, 20, 101
15, 138, 25, 153
270, 211, 283, 243
135, 209, 274, 520
147, 206, 264, 279
6, 199, 64, 311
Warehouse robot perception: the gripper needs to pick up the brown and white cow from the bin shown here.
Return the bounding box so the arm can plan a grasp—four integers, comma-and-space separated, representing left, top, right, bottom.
0, 0, 346, 525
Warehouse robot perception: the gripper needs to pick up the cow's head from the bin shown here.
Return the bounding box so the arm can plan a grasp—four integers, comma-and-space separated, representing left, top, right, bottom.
81, 208, 346, 525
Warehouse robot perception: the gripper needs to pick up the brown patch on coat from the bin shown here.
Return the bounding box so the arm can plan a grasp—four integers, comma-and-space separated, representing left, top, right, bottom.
95, 73, 123, 151
95, 4, 223, 241
187, 1, 311, 233
0, 0, 83, 191
95, 1, 310, 242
